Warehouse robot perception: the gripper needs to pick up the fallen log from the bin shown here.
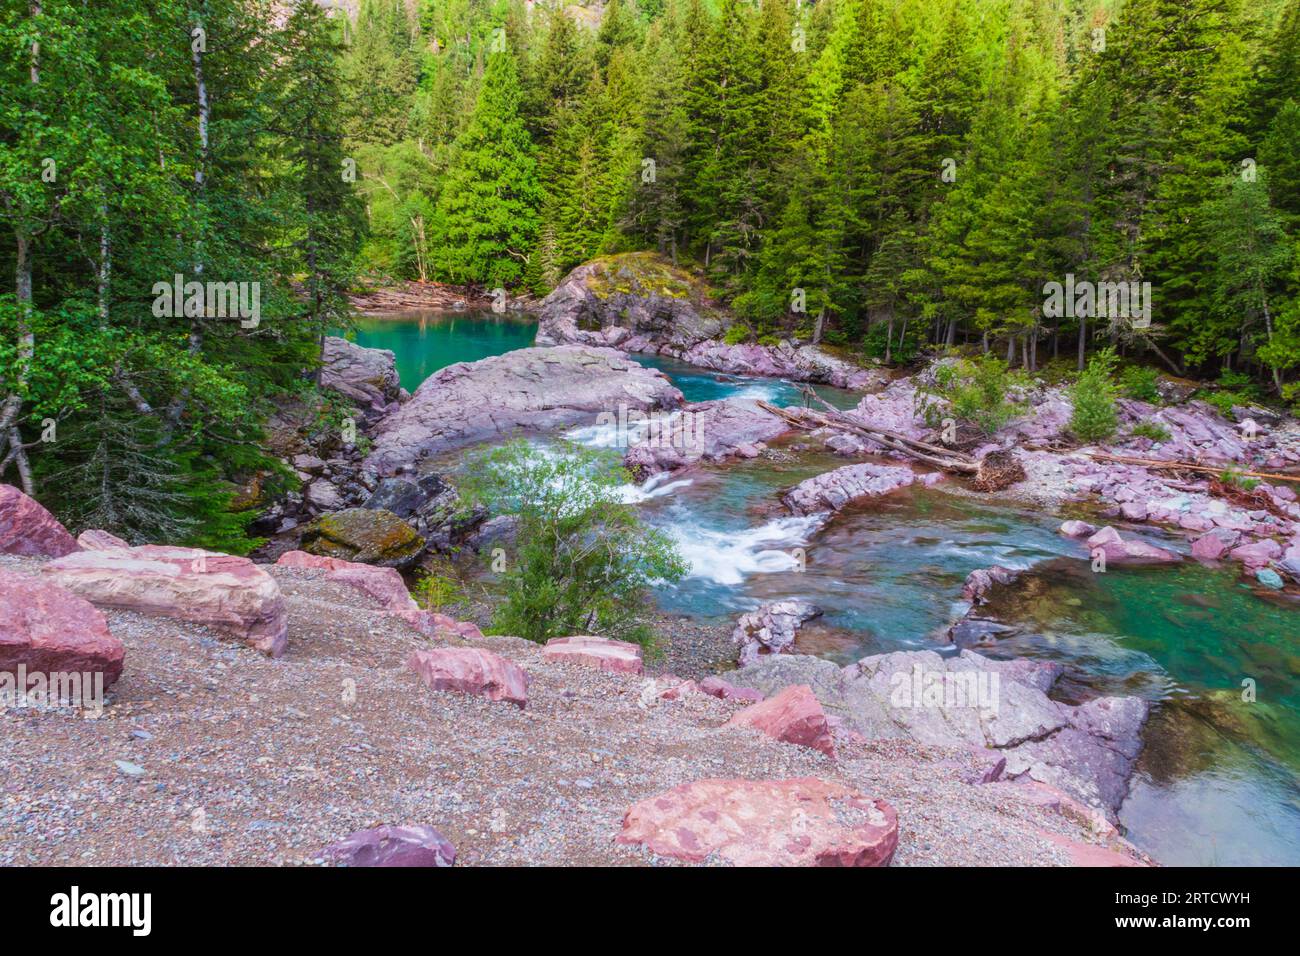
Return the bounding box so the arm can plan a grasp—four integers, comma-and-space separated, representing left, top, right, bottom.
1087, 451, 1300, 485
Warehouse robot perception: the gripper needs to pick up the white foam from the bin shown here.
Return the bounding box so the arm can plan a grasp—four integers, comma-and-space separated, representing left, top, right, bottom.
669, 513, 826, 585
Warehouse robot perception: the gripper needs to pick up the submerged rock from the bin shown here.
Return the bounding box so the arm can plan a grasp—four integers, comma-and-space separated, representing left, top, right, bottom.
617, 777, 898, 866
732, 599, 822, 665
960, 565, 1024, 605
365, 346, 682, 474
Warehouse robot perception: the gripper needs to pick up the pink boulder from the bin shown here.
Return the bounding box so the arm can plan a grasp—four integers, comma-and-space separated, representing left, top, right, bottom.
1058, 520, 1097, 539
1230, 538, 1283, 570
699, 676, 765, 704
42, 546, 287, 657
542, 635, 644, 675
617, 777, 898, 866
1085, 526, 1179, 565
407, 647, 529, 708
322, 825, 455, 867
276, 550, 415, 611
76, 529, 130, 551
0, 568, 125, 687
390, 609, 484, 641
0, 484, 80, 557
1191, 529, 1240, 562
725, 684, 836, 758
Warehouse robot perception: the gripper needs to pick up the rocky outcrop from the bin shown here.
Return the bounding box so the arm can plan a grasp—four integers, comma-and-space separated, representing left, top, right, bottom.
0, 568, 125, 688
673, 340, 888, 390
41, 546, 288, 657
622, 399, 790, 477
542, 635, 644, 675
365, 346, 683, 475
725, 684, 836, 758
299, 508, 425, 568
617, 777, 898, 866
961, 565, 1024, 605
320, 336, 402, 421
322, 825, 456, 867
0, 485, 80, 558
732, 599, 822, 665
782, 462, 938, 515
407, 647, 530, 709
275, 550, 415, 611
737, 649, 1149, 822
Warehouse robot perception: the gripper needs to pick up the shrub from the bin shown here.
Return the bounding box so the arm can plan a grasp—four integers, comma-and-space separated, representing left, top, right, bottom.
1120, 365, 1160, 403
757, 333, 782, 347
1128, 421, 1171, 443
919, 354, 1025, 436
1069, 347, 1120, 443
458, 440, 687, 649
413, 565, 462, 613
723, 323, 751, 346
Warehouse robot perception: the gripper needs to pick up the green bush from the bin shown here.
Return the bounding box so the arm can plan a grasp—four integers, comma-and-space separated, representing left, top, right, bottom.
1128, 421, 1171, 443
919, 354, 1025, 436
1120, 365, 1161, 403
1069, 347, 1120, 443
458, 440, 687, 649
757, 333, 782, 348
723, 323, 752, 346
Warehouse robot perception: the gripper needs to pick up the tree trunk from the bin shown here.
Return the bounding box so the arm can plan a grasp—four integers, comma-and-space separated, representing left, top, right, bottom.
1077, 316, 1087, 371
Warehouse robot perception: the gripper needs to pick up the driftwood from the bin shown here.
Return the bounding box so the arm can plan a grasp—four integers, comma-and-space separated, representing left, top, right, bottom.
757, 399, 979, 474
1087, 451, 1300, 485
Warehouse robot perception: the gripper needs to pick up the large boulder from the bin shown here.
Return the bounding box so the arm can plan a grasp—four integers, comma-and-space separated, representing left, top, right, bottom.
322, 825, 455, 867
782, 462, 934, 515
299, 508, 425, 568
535, 252, 728, 352
0, 485, 80, 558
1085, 526, 1179, 565
732, 599, 822, 665
42, 546, 288, 657
407, 647, 529, 709
673, 339, 888, 390
275, 550, 415, 611
621, 399, 791, 477
320, 336, 401, 420
542, 635, 644, 675
0, 568, 125, 688
961, 565, 1024, 605
365, 346, 683, 475
724, 684, 836, 758
738, 649, 1149, 822
617, 778, 898, 866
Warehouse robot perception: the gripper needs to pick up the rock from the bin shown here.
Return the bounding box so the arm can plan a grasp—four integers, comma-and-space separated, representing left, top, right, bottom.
1085, 526, 1179, 565
0, 484, 80, 557
1058, 520, 1097, 539
304, 479, 344, 512
42, 546, 288, 657
1229, 538, 1282, 570
275, 550, 416, 611
698, 676, 765, 703
76, 529, 130, 550
292, 454, 326, 474
622, 400, 790, 477
946, 616, 1017, 648
390, 609, 484, 641
725, 684, 836, 758
0, 568, 125, 687
1154, 376, 1197, 405
1191, 528, 1241, 562
542, 635, 644, 675
961, 565, 1023, 605
971, 449, 1026, 492
365, 346, 682, 474
114, 760, 146, 777
407, 647, 529, 709
738, 650, 1148, 822
732, 600, 822, 666
363, 473, 449, 519
616, 778, 898, 866
535, 252, 729, 352
320, 336, 401, 421
1255, 568, 1285, 589
675, 339, 887, 390
300, 508, 425, 568
782, 462, 923, 515
1276, 556, 1300, 584
322, 825, 455, 867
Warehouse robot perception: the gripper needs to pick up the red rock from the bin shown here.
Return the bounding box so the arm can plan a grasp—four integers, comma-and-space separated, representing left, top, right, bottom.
390, 609, 484, 641
699, 675, 765, 703
76, 529, 130, 550
1229, 538, 1283, 569
1191, 529, 1239, 562
275, 550, 416, 611
1058, 520, 1097, 539
0, 568, 124, 687
542, 635, 644, 675
1085, 526, 1179, 565
617, 777, 898, 866
725, 684, 836, 758
0, 484, 80, 557
407, 647, 529, 708
656, 676, 699, 700
43, 546, 287, 657
322, 825, 455, 867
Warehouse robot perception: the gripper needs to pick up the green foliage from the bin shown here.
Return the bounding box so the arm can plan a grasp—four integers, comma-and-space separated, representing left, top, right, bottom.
413, 565, 463, 614
458, 440, 687, 648
1120, 365, 1161, 403
919, 355, 1025, 435
1069, 347, 1121, 443
1128, 421, 1172, 443
723, 323, 751, 345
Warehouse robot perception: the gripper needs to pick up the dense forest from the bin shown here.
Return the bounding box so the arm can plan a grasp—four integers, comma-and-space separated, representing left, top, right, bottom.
3, 0, 1300, 547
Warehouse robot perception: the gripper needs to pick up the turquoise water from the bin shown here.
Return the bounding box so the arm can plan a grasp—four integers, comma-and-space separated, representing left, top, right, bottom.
342, 311, 538, 390
370, 312, 1300, 865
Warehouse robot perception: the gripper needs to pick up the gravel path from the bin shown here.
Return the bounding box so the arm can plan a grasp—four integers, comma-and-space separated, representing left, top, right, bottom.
0, 554, 1145, 866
